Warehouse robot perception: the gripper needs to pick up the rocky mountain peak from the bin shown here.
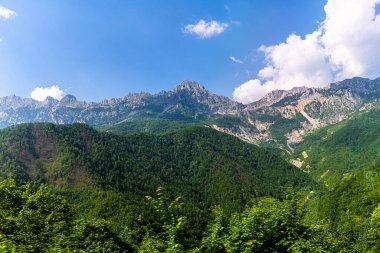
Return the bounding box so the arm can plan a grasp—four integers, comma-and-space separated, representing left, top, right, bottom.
61, 94, 77, 103
43, 96, 58, 105
172, 80, 209, 94
170, 80, 243, 114
0, 95, 29, 110
0, 95, 22, 104
58, 94, 81, 107
247, 86, 309, 110
330, 77, 380, 96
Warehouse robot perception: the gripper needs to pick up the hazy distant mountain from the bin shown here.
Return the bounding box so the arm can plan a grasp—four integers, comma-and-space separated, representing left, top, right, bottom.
0, 77, 379, 153
0, 80, 242, 127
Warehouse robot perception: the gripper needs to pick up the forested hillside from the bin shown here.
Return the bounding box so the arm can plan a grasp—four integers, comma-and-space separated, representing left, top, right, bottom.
306, 162, 380, 252
0, 123, 319, 247
0, 123, 314, 202
292, 108, 380, 187
0, 103, 379, 252
1, 162, 379, 252
0, 120, 378, 252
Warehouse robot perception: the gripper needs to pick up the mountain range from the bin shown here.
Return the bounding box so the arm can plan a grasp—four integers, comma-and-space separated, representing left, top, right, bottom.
1, 77, 379, 150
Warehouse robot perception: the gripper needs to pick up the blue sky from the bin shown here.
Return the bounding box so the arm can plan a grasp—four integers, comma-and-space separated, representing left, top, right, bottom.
1, 0, 372, 102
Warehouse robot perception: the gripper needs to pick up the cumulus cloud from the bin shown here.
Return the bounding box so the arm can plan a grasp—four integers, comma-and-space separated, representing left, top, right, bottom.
233, 0, 380, 103
0, 6, 17, 19
230, 56, 244, 64
183, 19, 228, 38
322, 0, 380, 79
31, 85, 65, 102
233, 79, 272, 104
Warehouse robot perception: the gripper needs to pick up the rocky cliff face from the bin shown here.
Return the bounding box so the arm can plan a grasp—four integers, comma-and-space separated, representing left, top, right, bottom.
169, 80, 244, 114
230, 77, 380, 151
0, 77, 379, 152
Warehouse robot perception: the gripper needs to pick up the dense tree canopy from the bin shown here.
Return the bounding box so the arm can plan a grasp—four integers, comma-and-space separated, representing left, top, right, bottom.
0, 177, 133, 252
0, 122, 378, 252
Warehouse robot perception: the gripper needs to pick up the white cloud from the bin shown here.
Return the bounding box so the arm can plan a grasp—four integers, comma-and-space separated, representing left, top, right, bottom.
233, 79, 272, 104
31, 85, 65, 102
234, 0, 380, 103
230, 56, 244, 64
0, 6, 17, 19
183, 19, 228, 38
321, 0, 380, 79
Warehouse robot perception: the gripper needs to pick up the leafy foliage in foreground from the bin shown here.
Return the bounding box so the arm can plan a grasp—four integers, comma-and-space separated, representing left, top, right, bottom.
1, 167, 379, 253
0, 177, 133, 252
0, 178, 331, 252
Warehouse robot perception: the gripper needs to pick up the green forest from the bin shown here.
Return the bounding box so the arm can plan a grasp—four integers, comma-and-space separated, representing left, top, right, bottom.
1, 166, 379, 252
0, 117, 379, 252
292, 108, 380, 187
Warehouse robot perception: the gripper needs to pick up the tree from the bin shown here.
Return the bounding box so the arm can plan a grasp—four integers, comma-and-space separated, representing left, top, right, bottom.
139, 187, 187, 253
0, 177, 133, 252
358, 204, 380, 252
196, 206, 227, 253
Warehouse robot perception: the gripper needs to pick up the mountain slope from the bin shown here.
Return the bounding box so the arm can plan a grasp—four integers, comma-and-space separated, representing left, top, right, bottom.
290, 108, 380, 187
0, 123, 316, 212
239, 77, 380, 148
306, 162, 380, 251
